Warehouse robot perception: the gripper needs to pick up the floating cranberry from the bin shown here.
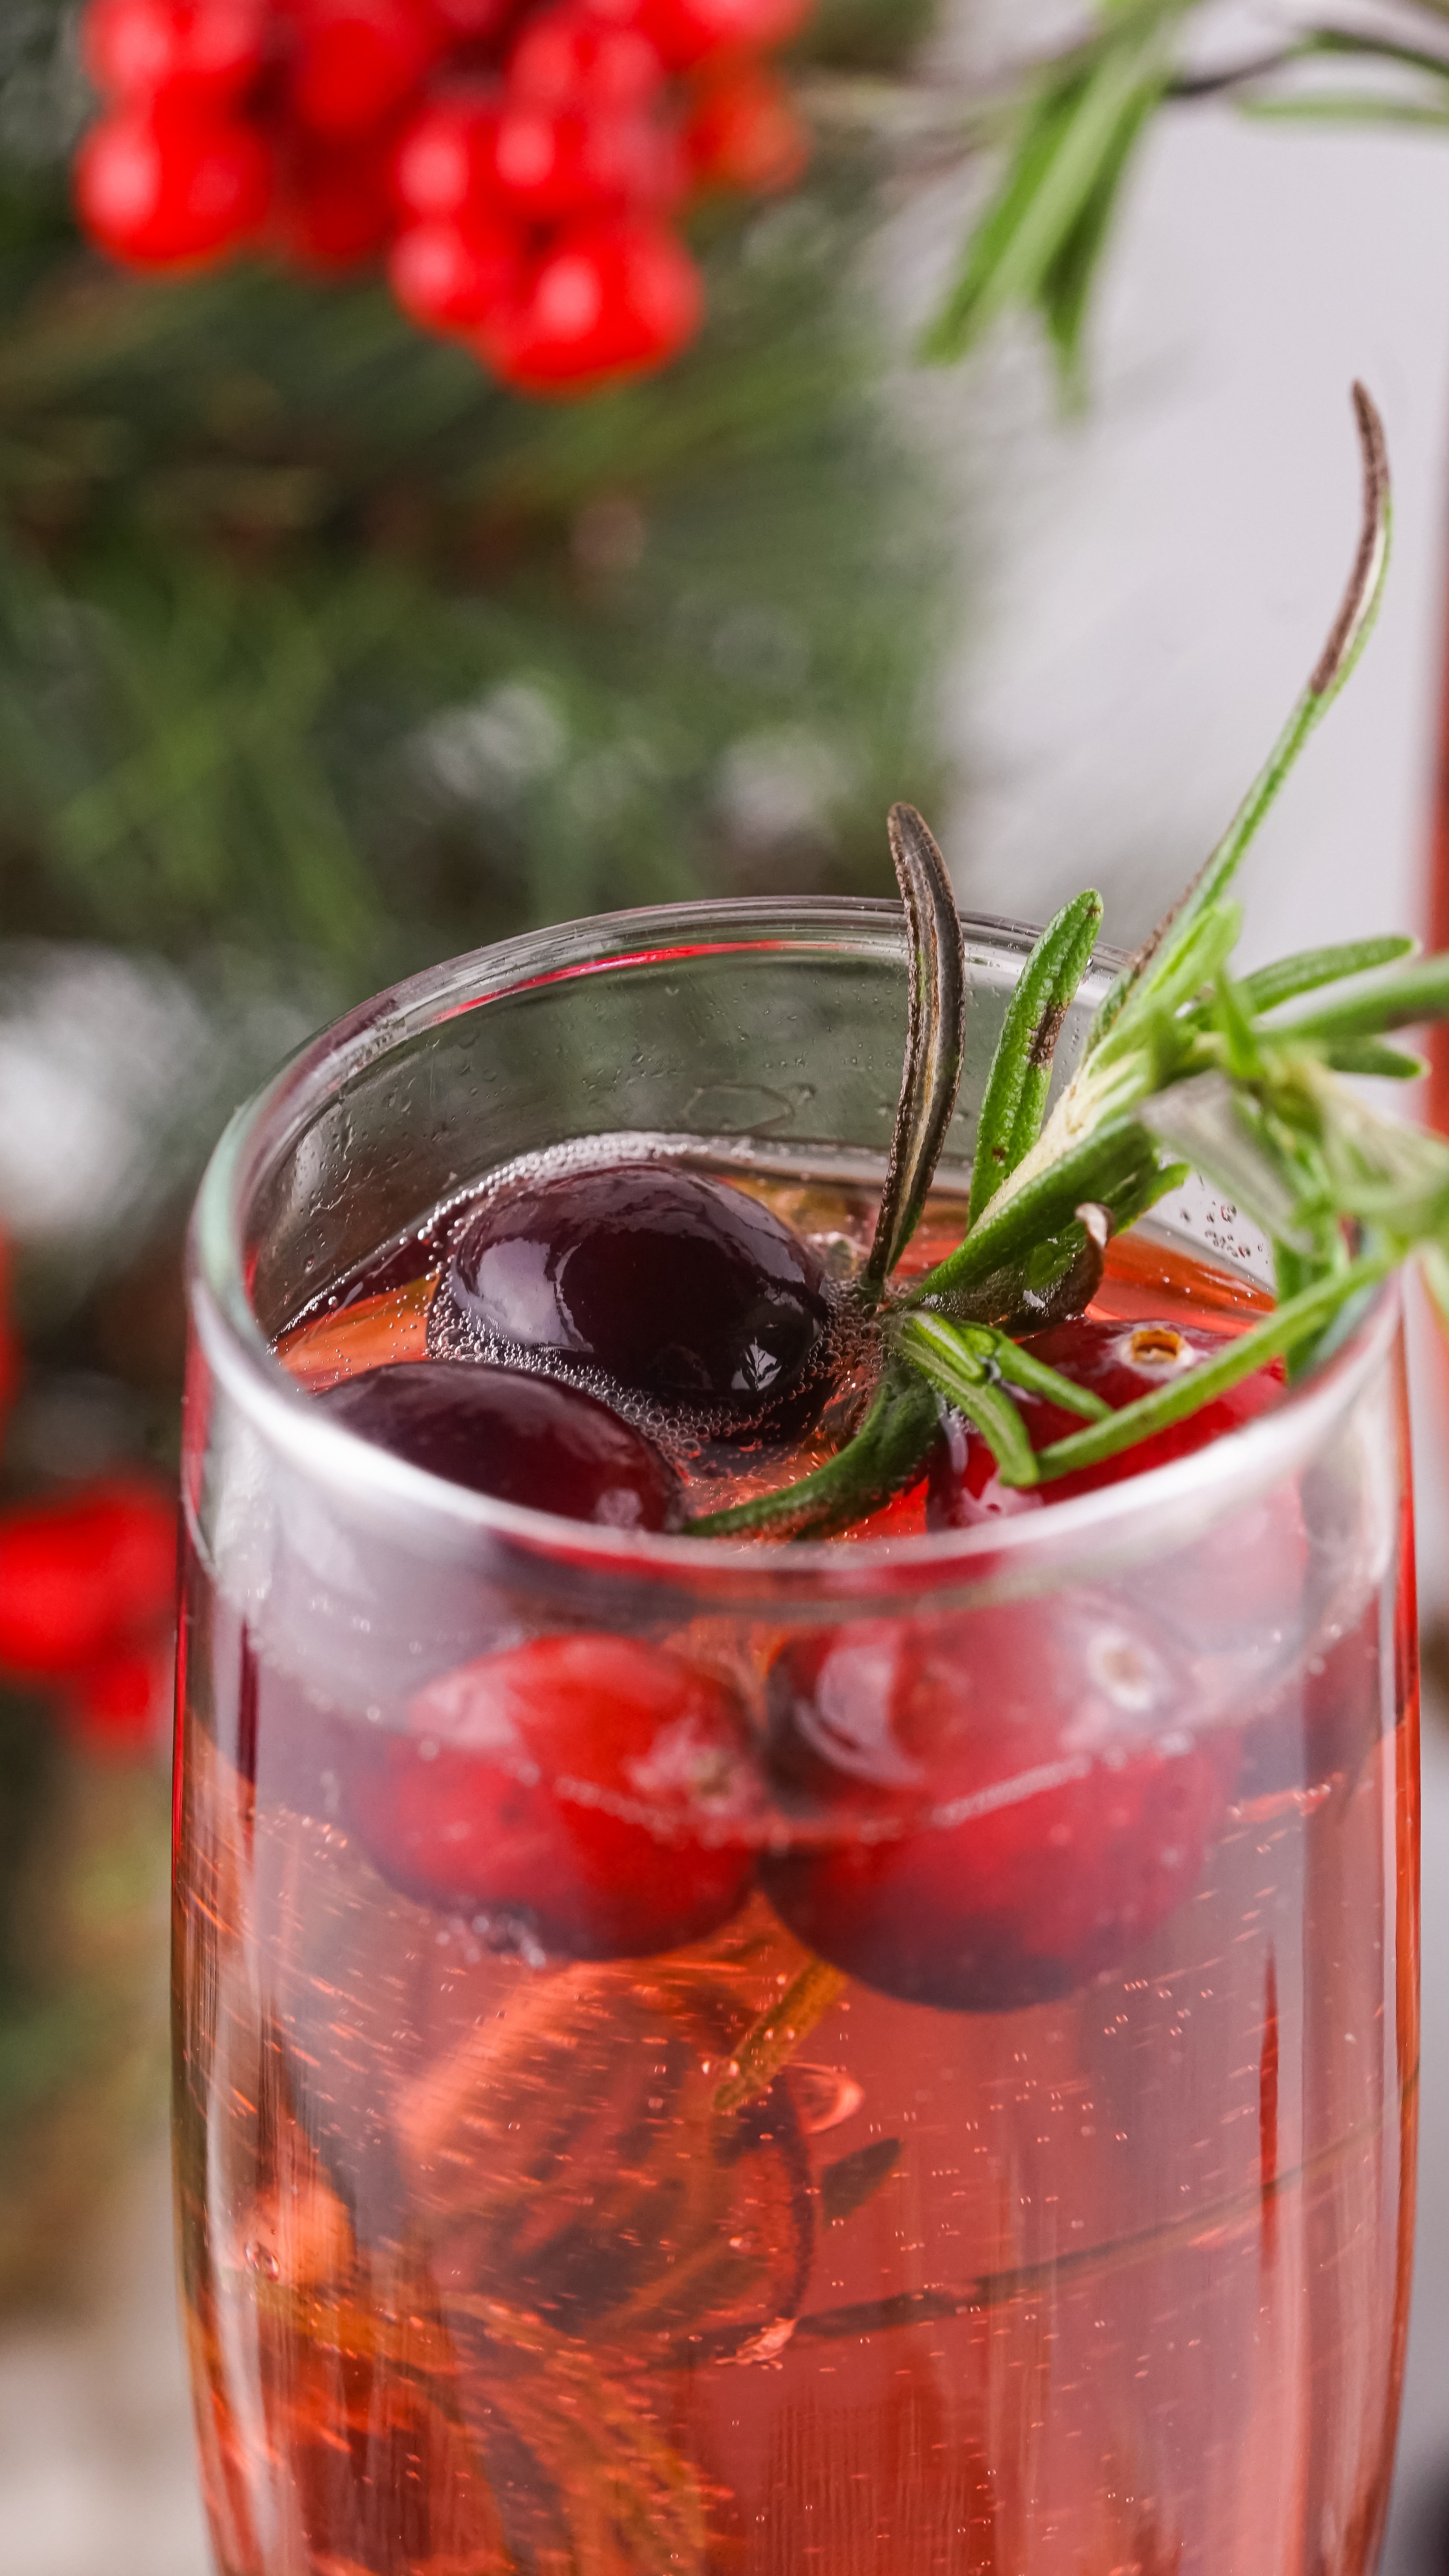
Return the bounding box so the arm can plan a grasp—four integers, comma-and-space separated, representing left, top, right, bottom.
285, 0, 441, 137
84, 0, 268, 109
76, 105, 274, 266
927, 1315, 1285, 1525
636, 0, 813, 72
0, 1479, 177, 1681
445, 1162, 830, 1419
508, 3, 666, 111
346, 1632, 761, 1951
315, 1360, 682, 1528
686, 62, 810, 193
762, 1606, 1232, 2011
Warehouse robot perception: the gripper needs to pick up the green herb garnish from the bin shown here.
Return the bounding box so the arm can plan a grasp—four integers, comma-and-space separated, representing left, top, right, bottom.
687, 386, 1449, 1543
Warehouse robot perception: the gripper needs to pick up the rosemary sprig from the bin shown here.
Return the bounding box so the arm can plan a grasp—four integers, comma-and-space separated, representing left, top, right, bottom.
1236, 933, 1415, 1017
968, 887, 1103, 1224
687, 1369, 939, 1542
685, 387, 1449, 1547
1028, 1252, 1396, 1485
860, 804, 967, 1301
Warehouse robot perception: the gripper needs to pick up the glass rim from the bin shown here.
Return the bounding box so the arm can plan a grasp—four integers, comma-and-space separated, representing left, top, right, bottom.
188, 893, 1401, 1607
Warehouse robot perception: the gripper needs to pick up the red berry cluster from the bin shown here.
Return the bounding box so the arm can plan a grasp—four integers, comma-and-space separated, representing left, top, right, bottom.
75, 0, 815, 392
0, 1233, 176, 1761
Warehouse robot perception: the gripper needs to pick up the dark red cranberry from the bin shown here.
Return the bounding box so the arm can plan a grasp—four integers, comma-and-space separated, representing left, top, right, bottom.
927, 1314, 1284, 1527
444, 1164, 832, 1425
315, 1360, 681, 1529
761, 1607, 1233, 2012
345, 1633, 762, 1953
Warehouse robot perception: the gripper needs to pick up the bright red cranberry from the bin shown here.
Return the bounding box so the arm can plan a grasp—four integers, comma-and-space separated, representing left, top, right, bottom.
445, 1164, 829, 1419
346, 1633, 761, 1952
685, 62, 809, 192
508, 4, 666, 111
76, 106, 274, 266
315, 1360, 683, 1527
276, 130, 397, 269
762, 1606, 1233, 2011
61, 1636, 174, 1761
0, 1480, 176, 1681
389, 208, 526, 329
927, 1315, 1285, 1525
484, 216, 702, 385
484, 102, 676, 220
83, 0, 267, 107
390, 89, 498, 221
636, 0, 813, 72
285, 0, 441, 137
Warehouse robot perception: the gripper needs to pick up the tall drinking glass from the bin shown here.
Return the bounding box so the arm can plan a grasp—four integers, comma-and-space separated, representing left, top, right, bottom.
175, 901, 1418, 2576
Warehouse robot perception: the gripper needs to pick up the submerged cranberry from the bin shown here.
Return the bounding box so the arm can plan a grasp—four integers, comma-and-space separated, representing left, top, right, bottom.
346, 1633, 761, 1954
927, 1315, 1284, 1526
315, 1361, 681, 1529
761, 1607, 1232, 2012
444, 1164, 832, 1426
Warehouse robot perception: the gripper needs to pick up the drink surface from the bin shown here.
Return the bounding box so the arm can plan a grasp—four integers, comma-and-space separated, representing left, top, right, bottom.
175, 1152, 1418, 2576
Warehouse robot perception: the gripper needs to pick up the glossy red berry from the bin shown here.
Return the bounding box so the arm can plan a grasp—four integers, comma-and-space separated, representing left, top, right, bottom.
686, 62, 809, 193
444, 1162, 828, 1417
61, 1636, 174, 1761
389, 208, 526, 329
285, 0, 441, 137
508, 4, 666, 111
484, 212, 701, 387
636, 0, 813, 72
346, 1633, 762, 1952
315, 1360, 683, 1527
762, 1606, 1233, 2012
277, 131, 397, 269
0, 1480, 176, 1681
485, 102, 675, 220
927, 1316, 1285, 1525
390, 89, 499, 220
83, 0, 268, 108
76, 106, 273, 266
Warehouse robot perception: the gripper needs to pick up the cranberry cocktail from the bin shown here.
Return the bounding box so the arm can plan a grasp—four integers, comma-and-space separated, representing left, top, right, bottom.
174, 894, 1416, 2576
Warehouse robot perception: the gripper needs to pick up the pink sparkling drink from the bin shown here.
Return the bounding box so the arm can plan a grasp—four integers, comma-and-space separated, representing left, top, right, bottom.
174, 905, 1418, 2575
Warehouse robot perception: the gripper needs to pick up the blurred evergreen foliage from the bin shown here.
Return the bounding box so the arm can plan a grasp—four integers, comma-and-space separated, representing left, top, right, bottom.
0, 0, 951, 1007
